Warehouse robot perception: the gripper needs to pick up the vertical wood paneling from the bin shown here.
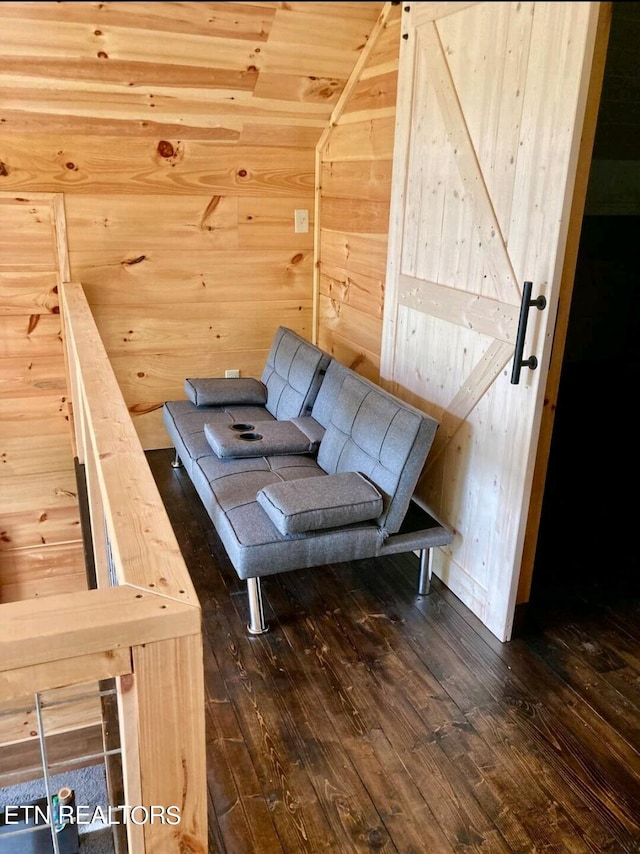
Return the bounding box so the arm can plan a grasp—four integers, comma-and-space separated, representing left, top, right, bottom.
317, 4, 401, 380
381, 2, 605, 640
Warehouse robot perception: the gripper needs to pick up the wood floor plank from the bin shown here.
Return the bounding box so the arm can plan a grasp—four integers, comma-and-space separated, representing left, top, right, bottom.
265, 575, 456, 854
203, 603, 373, 853
524, 623, 640, 764
278, 568, 531, 854
420, 595, 640, 852
146, 448, 640, 854
349, 627, 563, 852
247, 615, 398, 851
604, 599, 640, 646
167, 507, 391, 851
204, 645, 276, 854
348, 558, 632, 854
281, 564, 577, 854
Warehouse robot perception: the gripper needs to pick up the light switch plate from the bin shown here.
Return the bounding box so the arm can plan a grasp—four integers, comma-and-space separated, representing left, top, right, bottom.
294, 209, 309, 233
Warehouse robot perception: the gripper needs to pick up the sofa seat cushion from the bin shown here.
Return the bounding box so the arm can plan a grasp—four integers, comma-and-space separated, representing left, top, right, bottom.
204, 419, 316, 459
193, 453, 322, 511
164, 400, 275, 438
196, 451, 320, 484
190, 452, 382, 579
256, 471, 383, 535
185, 377, 267, 407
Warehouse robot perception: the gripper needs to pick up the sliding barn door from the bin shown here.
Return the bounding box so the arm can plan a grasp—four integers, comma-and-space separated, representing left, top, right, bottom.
382, 2, 602, 640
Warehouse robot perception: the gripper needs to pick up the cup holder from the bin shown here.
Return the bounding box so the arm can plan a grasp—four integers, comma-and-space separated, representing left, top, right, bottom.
230, 423, 255, 432
238, 432, 263, 442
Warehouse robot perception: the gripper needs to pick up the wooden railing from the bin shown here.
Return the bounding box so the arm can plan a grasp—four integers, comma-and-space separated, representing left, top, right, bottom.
0, 282, 207, 853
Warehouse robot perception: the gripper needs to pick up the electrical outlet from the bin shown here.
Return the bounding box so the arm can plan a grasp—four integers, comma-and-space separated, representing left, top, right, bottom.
294, 209, 309, 233
225, 369, 240, 378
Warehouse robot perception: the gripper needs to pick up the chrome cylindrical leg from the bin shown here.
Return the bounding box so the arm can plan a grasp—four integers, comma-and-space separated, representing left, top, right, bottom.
171, 449, 182, 468
418, 548, 433, 596
247, 577, 269, 635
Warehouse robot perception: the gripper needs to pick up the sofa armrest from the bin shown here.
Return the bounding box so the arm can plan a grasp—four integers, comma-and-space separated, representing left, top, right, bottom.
204, 420, 316, 459
256, 471, 383, 535
185, 377, 267, 407
289, 416, 325, 446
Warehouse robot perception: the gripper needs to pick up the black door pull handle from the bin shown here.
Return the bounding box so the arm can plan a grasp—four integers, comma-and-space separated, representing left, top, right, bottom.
510, 281, 547, 385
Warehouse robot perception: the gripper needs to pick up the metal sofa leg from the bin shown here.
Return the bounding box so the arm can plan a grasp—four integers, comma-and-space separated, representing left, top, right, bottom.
247, 577, 269, 635
418, 548, 433, 596
171, 449, 182, 469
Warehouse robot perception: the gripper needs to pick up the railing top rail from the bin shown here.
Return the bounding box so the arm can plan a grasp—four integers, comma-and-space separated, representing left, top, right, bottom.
61, 281, 199, 606
0, 282, 201, 689
0, 585, 196, 680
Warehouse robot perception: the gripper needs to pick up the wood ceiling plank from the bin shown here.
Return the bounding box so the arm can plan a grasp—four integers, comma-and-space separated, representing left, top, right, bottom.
0, 2, 276, 41
0, 57, 259, 90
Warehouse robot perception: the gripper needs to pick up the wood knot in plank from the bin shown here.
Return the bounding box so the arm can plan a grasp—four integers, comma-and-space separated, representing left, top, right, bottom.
129, 402, 163, 415
200, 195, 222, 230
154, 139, 183, 166
306, 77, 340, 100
157, 140, 175, 158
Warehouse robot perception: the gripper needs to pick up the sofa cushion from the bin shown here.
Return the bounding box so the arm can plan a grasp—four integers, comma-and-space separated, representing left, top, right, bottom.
185, 377, 267, 407
309, 359, 350, 429
260, 327, 331, 420
256, 471, 383, 535
204, 419, 316, 459
317, 372, 439, 534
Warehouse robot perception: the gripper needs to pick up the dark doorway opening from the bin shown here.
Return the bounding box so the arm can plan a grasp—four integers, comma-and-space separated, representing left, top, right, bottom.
531, 217, 640, 609
529, 3, 640, 612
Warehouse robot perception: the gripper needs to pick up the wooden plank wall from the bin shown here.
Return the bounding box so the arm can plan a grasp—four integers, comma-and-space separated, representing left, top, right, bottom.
0, 2, 383, 450
0, 194, 85, 602
316, 4, 401, 382
63, 152, 316, 449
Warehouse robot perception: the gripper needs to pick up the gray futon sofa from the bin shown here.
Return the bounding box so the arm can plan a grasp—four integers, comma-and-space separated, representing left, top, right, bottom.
163, 326, 452, 634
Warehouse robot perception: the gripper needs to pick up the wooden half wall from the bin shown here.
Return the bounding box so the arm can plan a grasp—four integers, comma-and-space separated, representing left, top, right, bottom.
0, 193, 85, 601
315, 3, 401, 382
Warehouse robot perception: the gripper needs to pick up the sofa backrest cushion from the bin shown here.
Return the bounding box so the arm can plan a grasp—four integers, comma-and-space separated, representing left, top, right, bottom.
260, 327, 331, 421
316, 371, 439, 534
309, 359, 350, 429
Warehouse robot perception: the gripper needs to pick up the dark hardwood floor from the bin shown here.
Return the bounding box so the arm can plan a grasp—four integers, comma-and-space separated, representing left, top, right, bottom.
147, 448, 640, 854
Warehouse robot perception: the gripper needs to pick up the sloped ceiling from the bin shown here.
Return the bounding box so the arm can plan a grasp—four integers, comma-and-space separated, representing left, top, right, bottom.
0, 1, 385, 146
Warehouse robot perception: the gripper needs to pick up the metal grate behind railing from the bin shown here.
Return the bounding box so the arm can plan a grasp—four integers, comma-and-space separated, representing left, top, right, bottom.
0, 680, 122, 853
